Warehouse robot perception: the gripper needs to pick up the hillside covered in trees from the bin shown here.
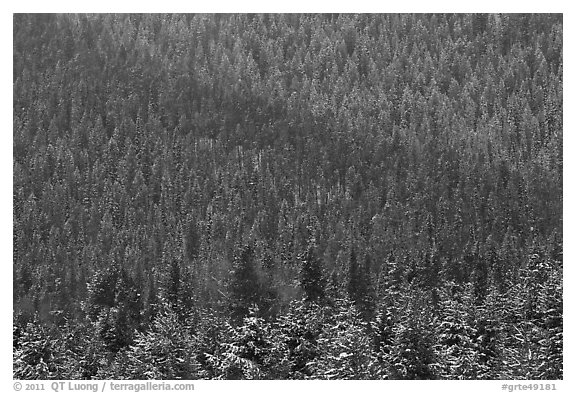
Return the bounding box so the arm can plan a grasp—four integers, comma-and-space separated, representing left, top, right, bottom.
13, 14, 562, 380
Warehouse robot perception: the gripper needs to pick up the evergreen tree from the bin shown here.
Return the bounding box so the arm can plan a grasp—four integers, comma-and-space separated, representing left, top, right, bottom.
299, 237, 325, 303
228, 244, 261, 322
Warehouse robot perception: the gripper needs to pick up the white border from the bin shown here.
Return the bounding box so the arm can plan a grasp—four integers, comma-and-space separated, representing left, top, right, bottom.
3, 4, 572, 391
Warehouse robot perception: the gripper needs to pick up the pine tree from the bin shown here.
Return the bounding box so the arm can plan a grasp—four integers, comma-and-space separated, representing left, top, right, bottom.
229, 244, 261, 322
347, 247, 374, 319
300, 237, 325, 303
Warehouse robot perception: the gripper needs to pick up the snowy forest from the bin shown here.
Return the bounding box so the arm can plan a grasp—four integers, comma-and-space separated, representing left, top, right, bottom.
13, 14, 562, 380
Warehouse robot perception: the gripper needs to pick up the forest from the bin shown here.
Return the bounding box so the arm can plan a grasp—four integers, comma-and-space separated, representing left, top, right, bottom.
13, 14, 562, 380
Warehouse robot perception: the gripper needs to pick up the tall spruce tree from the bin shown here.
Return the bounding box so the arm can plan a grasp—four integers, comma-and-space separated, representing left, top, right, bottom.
300, 237, 325, 303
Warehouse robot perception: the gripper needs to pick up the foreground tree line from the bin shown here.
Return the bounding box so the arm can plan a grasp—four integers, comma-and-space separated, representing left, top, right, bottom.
13, 13, 562, 379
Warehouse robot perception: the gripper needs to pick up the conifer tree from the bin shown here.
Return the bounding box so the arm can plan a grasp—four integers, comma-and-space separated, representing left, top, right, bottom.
229, 244, 261, 322
300, 237, 325, 303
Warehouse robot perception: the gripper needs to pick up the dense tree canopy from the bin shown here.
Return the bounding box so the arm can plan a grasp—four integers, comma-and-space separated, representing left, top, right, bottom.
13, 13, 562, 380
